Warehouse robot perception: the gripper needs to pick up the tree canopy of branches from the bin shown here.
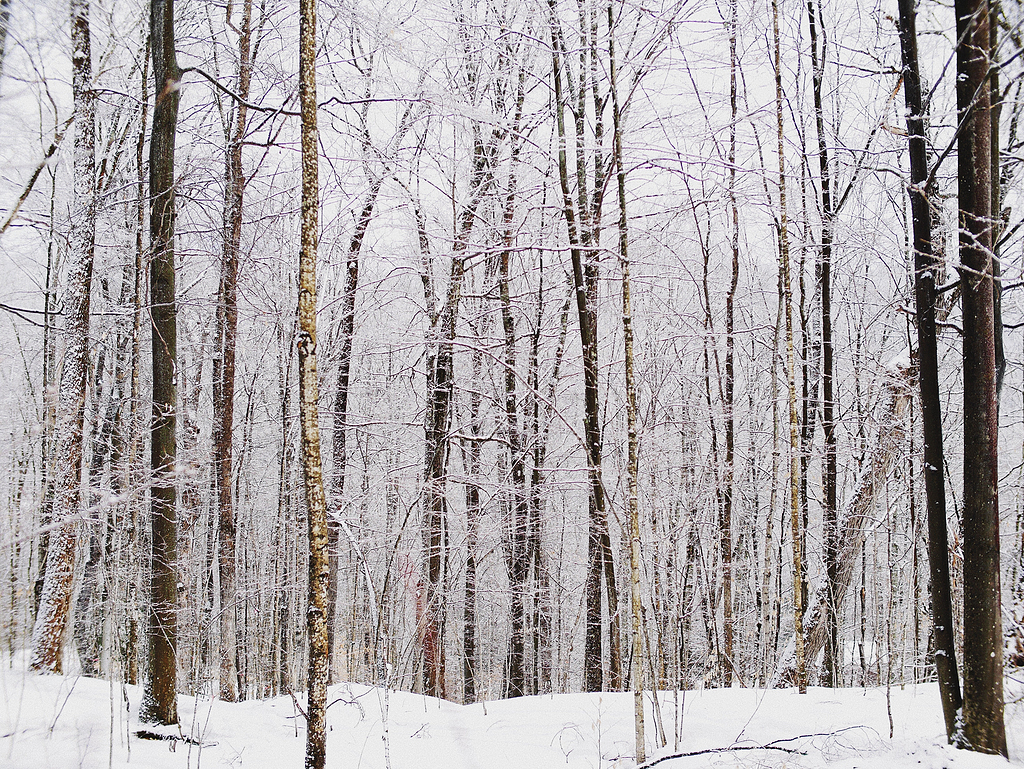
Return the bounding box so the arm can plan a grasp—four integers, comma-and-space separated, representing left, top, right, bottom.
2, 0, 1021, 758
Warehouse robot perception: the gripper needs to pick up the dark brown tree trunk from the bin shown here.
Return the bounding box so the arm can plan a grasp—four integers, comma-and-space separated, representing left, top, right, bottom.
298, 0, 329, 763
142, 0, 180, 727
896, 0, 963, 740
956, 0, 1006, 754
29, 0, 95, 674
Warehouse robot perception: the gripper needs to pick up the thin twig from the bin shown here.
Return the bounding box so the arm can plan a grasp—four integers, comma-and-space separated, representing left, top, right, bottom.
287, 688, 308, 721
0, 118, 72, 237
182, 66, 427, 117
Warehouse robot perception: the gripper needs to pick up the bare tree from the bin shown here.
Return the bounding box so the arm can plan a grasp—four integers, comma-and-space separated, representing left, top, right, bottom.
608, 0, 643, 754
548, 0, 620, 692
896, 0, 962, 740
772, 0, 805, 694
212, 0, 256, 704
141, 0, 181, 727
29, 0, 96, 675
956, 0, 1006, 753
298, 0, 330, 764
805, 0, 838, 688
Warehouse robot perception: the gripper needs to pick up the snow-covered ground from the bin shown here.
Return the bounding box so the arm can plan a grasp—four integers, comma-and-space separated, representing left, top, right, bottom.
1, 657, 1021, 768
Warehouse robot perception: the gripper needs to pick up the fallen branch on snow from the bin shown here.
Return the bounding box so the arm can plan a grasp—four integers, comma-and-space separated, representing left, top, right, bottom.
638, 743, 804, 767
638, 726, 874, 767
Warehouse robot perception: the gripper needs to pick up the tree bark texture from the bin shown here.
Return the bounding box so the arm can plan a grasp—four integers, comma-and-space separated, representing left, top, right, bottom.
896, 0, 963, 740
29, 0, 95, 674
462, 345, 482, 703
213, 0, 254, 704
609, 4, 644, 755
773, 0, 806, 694
956, 0, 1006, 754
419, 107, 493, 700
141, 0, 180, 727
497, 64, 529, 697
806, 0, 838, 688
722, 0, 740, 686
298, 0, 330, 764
327, 177, 378, 680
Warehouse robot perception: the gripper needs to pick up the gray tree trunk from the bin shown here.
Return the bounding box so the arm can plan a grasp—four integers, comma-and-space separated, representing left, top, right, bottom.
212, 0, 255, 704
29, 0, 96, 675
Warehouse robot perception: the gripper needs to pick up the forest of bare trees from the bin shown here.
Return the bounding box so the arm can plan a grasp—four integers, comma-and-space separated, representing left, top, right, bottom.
2, 0, 1023, 761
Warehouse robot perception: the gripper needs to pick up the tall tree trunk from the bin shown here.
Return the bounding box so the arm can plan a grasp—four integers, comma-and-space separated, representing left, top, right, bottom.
213, 0, 254, 704
298, 0, 329, 763
529, 275, 571, 695
806, 0, 839, 688
548, 0, 618, 691
722, 0, 740, 686
990, 1, 1005, 400
956, 0, 1006, 753
75, 321, 113, 677
608, 5, 643, 756
773, 0, 806, 693
497, 59, 529, 697
418, 116, 492, 700
29, 0, 96, 674
327, 173, 380, 679
142, 0, 180, 727
122, 36, 149, 687
896, 0, 963, 739
277, 309, 296, 695
34, 173, 59, 622
462, 342, 482, 703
